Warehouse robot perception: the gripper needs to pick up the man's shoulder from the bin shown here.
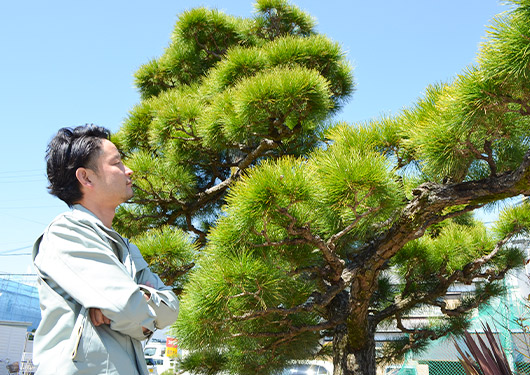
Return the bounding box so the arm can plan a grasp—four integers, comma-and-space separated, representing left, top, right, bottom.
33, 210, 102, 262
40, 208, 112, 245
39, 205, 130, 254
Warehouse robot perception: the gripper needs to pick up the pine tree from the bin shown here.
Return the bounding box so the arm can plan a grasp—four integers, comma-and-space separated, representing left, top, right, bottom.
113, 1, 530, 374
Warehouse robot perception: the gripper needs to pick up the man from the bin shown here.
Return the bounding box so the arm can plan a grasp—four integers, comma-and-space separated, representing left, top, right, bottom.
32, 125, 179, 374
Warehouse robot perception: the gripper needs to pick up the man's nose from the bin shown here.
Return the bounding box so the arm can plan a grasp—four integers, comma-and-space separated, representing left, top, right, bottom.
125, 165, 133, 176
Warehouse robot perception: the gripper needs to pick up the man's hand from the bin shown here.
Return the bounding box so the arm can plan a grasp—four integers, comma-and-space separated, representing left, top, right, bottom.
89, 292, 152, 335
89, 308, 110, 327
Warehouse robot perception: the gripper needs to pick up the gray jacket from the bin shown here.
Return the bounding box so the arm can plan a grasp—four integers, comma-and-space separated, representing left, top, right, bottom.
32, 205, 179, 374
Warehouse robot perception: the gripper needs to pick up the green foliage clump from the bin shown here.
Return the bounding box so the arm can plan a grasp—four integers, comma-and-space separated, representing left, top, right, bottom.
394, 222, 494, 276
132, 226, 197, 292
114, 0, 354, 242
494, 199, 530, 239
176, 349, 228, 375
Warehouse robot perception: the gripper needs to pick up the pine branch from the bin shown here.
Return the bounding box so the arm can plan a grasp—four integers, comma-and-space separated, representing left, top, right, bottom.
380, 313, 457, 359
483, 90, 530, 116
327, 188, 380, 248
348, 147, 530, 327
197, 138, 278, 199
231, 319, 338, 339
374, 230, 518, 324
465, 139, 497, 176
274, 205, 345, 281
229, 278, 347, 323
129, 138, 279, 225
186, 213, 207, 246
375, 146, 530, 259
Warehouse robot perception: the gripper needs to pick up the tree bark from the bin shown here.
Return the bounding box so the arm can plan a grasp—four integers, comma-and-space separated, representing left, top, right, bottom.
332, 320, 377, 375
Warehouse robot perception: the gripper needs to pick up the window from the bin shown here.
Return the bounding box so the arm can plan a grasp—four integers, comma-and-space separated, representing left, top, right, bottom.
144, 348, 157, 357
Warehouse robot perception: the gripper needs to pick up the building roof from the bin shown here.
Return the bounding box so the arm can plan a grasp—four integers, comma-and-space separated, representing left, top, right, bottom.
0, 276, 41, 331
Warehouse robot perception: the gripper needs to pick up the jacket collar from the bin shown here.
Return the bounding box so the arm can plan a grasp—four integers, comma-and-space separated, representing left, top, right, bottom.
72, 204, 106, 226
71, 204, 123, 245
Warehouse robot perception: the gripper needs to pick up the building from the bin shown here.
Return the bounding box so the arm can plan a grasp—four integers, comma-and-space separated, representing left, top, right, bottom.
0, 276, 40, 331
0, 321, 32, 375
0, 275, 40, 375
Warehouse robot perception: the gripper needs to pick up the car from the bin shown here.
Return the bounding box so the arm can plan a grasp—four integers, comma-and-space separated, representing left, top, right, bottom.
144, 342, 177, 374
145, 357, 160, 374
144, 342, 167, 358
280, 360, 333, 375
384, 365, 417, 375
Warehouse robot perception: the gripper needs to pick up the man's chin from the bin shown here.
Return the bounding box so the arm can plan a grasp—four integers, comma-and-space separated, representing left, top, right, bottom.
123, 190, 134, 203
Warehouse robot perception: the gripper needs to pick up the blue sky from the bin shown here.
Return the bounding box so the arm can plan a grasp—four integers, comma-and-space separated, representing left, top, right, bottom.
0, 0, 509, 274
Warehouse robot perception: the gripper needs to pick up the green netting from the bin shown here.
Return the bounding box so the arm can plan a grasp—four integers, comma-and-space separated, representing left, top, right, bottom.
386, 361, 530, 375
517, 362, 530, 374
422, 361, 465, 375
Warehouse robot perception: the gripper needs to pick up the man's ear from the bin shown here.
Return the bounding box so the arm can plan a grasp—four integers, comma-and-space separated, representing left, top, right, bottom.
75, 167, 94, 188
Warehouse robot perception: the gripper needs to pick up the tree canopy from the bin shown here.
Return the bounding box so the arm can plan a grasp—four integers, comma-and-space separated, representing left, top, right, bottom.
113, 0, 530, 374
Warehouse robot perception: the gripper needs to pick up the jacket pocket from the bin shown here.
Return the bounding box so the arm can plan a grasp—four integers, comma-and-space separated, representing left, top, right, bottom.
71, 308, 109, 368
71, 307, 88, 360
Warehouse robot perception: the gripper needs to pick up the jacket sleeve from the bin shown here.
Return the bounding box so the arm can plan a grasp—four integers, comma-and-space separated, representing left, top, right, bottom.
34, 217, 155, 341
127, 241, 180, 329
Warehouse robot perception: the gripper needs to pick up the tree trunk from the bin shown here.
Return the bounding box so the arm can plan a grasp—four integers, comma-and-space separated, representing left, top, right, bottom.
332, 321, 377, 375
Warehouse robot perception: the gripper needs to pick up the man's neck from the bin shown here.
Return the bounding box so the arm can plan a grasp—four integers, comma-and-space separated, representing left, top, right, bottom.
76, 200, 116, 228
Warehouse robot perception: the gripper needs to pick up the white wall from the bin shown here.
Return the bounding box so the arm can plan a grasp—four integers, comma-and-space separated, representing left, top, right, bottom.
0, 321, 30, 375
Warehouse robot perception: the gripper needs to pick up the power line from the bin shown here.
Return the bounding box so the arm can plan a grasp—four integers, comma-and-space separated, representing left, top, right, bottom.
0, 169, 42, 175
0, 253, 31, 256
0, 166, 45, 175
0, 172, 44, 178
0, 212, 49, 226
0, 245, 32, 254
0, 205, 63, 210
0, 173, 44, 180
0, 179, 44, 184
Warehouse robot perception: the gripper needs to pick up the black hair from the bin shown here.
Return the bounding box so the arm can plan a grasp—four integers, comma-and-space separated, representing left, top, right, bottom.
45, 124, 111, 207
